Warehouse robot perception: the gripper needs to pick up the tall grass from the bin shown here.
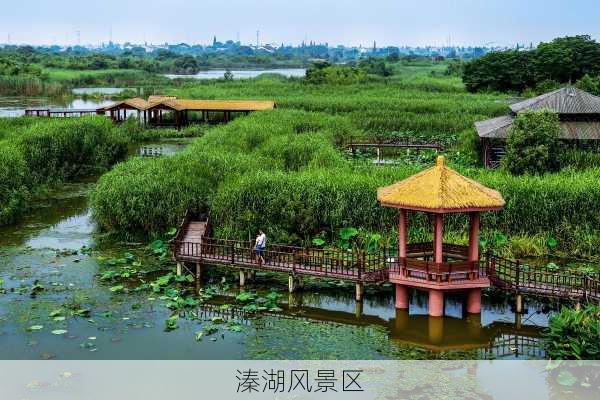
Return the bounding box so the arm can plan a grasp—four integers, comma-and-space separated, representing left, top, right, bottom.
91, 108, 600, 258
0, 116, 127, 225
170, 76, 508, 142
0, 76, 66, 96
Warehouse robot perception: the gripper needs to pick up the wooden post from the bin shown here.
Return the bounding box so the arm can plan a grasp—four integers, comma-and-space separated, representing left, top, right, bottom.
239, 270, 246, 287
515, 293, 523, 314
466, 288, 482, 314
355, 301, 363, 319
176, 262, 183, 276
288, 274, 297, 293
398, 209, 407, 258
468, 212, 480, 263
434, 214, 444, 264
195, 262, 202, 280
355, 282, 364, 302
429, 289, 444, 317
395, 284, 409, 309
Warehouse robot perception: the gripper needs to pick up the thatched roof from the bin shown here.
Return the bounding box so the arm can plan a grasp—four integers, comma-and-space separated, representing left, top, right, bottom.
147, 95, 177, 102
475, 115, 600, 140
98, 98, 150, 112
378, 156, 505, 213
510, 87, 600, 114
143, 99, 276, 112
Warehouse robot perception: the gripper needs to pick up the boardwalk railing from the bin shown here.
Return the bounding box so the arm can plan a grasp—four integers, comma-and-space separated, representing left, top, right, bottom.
486, 252, 600, 302
174, 237, 389, 282
172, 215, 600, 302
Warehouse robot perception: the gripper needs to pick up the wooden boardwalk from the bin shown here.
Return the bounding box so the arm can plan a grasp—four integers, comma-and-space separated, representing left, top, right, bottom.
172, 217, 600, 303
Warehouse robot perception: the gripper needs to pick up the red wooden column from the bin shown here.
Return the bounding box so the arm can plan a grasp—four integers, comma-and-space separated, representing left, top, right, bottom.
468, 212, 480, 262
467, 211, 482, 313
398, 209, 407, 258
429, 289, 444, 317
434, 213, 444, 263
395, 285, 409, 309
395, 209, 409, 310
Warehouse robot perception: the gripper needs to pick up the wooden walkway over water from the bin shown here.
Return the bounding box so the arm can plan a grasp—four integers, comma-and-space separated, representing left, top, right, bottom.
172, 217, 600, 304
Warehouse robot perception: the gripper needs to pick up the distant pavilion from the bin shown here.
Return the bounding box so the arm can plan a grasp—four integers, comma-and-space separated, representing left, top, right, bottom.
96, 96, 276, 128
378, 156, 505, 317
475, 87, 600, 168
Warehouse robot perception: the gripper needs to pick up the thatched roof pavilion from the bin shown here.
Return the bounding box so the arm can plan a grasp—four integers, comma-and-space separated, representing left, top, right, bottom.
97, 96, 276, 127
378, 156, 504, 317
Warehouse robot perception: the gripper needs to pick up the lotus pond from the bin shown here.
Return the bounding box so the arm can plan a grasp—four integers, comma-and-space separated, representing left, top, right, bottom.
0, 171, 562, 360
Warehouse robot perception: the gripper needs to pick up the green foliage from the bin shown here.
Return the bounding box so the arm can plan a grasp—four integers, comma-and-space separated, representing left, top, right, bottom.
0, 116, 126, 226
357, 57, 392, 77
463, 35, 600, 93
14, 117, 127, 183
544, 305, 600, 359
558, 148, 600, 170
575, 74, 600, 96
503, 110, 560, 175
305, 63, 368, 85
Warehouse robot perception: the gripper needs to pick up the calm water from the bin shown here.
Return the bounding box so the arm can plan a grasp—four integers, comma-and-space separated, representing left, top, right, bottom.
165, 68, 306, 80
0, 148, 556, 359
0, 96, 112, 117
71, 88, 129, 95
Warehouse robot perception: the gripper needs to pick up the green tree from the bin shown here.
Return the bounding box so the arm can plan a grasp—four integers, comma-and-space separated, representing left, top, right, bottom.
223, 69, 234, 81
503, 110, 560, 175
576, 74, 600, 96
463, 35, 600, 93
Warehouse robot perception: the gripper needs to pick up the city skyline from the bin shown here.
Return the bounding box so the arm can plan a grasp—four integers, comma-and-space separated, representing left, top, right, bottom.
2, 0, 599, 48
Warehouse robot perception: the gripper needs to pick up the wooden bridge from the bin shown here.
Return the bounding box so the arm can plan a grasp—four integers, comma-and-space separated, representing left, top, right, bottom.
347, 139, 444, 165
172, 216, 600, 304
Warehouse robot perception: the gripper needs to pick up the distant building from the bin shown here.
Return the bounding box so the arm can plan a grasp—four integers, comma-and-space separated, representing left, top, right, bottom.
475, 87, 600, 168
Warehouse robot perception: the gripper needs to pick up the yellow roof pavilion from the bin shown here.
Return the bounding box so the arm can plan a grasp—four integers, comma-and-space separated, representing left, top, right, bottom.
377, 156, 505, 213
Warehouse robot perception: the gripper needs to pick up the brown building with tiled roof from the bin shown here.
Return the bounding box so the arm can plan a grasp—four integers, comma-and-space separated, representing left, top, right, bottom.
475, 87, 600, 168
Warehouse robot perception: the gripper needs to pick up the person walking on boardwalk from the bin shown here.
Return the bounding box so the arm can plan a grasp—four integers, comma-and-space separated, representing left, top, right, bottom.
255, 229, 266, 265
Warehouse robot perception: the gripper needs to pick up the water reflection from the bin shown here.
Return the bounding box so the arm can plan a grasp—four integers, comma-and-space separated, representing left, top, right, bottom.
0, 176, 552, 360
0, 96, 113, 117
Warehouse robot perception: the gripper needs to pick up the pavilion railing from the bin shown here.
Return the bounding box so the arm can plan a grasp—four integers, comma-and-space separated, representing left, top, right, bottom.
406, 242, 469, 260
389, 258, 483, 283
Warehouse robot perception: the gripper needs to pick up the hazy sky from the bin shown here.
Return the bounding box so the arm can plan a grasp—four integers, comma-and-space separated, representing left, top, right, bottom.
2, 0, 599, 47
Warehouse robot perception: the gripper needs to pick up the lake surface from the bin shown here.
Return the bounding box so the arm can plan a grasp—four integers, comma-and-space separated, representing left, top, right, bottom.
165, 68, 306, 80
0, 96, 112, 117
71, 88, 129, 95
0, 141, 554, 359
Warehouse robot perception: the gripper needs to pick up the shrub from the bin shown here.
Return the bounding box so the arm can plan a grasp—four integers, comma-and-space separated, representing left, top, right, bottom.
91, 148, 269, 238
0, 144, 29, 225
14, 117, 127, 183
503, 110, 560, 175
0, 116, 127, 226
544, 305, 600, 359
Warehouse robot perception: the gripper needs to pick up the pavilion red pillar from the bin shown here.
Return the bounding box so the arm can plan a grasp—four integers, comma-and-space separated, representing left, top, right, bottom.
398, 209, 407, 258
395, 285, 409, 309
467, 211, 482, 313
429, 289, 444, 317
434, 214, 444, 263
395, 209, 409, 310
468, 212, 480, 262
